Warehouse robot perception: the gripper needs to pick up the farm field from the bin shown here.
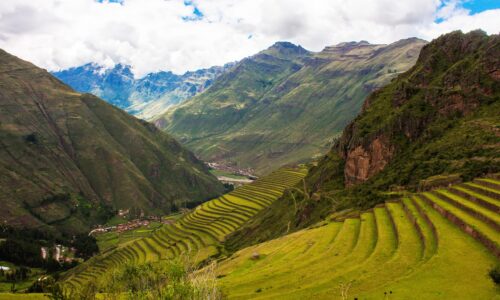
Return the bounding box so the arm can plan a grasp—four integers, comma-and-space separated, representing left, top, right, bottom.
61, 167, 308, 290
216, 177, 500, 299
0, 262, 45, 294
95, 221, 164, 253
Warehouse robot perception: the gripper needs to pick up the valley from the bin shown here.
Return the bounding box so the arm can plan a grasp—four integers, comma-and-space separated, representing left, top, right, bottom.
154, 39, 427, 175
52, 63, 233, 120
0, 48, 224, 236
61, 167, 307, 291
0, 2, 498, 297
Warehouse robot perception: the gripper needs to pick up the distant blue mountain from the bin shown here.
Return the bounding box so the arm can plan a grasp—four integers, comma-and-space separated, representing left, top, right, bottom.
52, 62, 232, 119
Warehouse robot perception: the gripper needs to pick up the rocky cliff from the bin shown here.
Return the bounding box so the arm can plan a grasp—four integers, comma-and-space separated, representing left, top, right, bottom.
335, 30, 499, 187
224, 30, 500, 251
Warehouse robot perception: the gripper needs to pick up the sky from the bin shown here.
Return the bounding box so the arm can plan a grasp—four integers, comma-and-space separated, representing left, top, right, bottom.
0, 0, 498, 77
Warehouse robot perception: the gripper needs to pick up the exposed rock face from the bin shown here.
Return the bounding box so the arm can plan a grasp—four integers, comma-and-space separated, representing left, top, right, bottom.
344, 136, 394, 186
332, 30, 499, 188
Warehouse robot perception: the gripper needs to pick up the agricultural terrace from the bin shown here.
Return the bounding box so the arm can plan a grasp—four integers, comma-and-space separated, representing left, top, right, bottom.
216, 177, 500, 299
61, 167, 307, 290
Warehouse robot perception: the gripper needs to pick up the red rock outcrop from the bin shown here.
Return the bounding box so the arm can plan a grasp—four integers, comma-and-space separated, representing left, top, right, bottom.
344, 136, 394, 186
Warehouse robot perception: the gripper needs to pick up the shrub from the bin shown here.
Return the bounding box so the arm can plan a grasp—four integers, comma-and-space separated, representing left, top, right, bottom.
55, 256, 224, 300
489, 265, 500, 285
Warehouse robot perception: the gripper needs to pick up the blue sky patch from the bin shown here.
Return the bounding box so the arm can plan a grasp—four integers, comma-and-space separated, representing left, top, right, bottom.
462, 0, 500, 14
183, 0, 204, 21
436, 0, 499, 23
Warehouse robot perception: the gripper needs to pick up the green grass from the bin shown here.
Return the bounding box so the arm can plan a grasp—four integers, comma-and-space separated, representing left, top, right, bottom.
0, 262, 46, 294
157, 39, 425, 175
215, 178, 499, 299
466, 182, 500, 197
95, 221, 163, 252
436, 190, 500, 225
422, 192, 500, 248
452, 186, 500, 211
402, 197, 438, 260
0, 48, 224, 239
62, 167, 307, 290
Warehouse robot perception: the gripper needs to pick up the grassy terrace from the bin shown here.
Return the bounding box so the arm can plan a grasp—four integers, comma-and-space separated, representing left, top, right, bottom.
216, 176, 500, 299
61, 167, 307, 290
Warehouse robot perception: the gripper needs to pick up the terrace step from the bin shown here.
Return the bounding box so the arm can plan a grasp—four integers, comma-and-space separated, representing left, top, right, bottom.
433, 190, 500, 231
64, 167, 307, 288
462, 182, 500, 200
420, 193, 500, 258
449, 186, 500, 213
474, 178, 500, 190
404, 197, 438, 260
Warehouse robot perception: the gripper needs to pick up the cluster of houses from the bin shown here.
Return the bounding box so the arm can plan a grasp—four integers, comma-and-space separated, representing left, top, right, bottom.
89, 215, 173, 236
206, 162, 257, 179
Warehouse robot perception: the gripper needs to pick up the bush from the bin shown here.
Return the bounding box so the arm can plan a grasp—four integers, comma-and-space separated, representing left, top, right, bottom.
71, 234, 99, 259
57, 256, 223, 300
0, 239, 44, 267
489, 265, 500, 285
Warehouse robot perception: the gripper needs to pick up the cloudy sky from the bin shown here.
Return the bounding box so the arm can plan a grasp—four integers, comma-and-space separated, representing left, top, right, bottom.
0, 0, 498, 77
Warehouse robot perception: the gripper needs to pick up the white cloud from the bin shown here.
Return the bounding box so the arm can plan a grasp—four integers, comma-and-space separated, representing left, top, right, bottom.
0, 0, 498, 77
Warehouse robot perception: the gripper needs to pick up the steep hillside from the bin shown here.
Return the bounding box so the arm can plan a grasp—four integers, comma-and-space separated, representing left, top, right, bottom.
0, 49, 223, 236
224, 30, 500, 250
217, 177, 500, 299
156, 39, 426, 174
52, 63, 232, 120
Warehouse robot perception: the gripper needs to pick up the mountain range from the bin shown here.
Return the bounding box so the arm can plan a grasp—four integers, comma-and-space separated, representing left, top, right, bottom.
52, 62, 232, 120
155, 39, 427, 174
0, 49, 223, 237
0, 27, 499, 299
225, 30, 500, 249
53, 30, 500, 300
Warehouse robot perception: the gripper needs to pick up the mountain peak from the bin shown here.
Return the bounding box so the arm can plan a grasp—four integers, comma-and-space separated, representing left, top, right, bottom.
266, 41, 309, 56
335, 40, 371, 47
321, 40, 375, 54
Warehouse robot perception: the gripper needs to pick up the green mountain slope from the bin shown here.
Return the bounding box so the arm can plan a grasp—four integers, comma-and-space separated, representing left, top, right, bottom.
217, 178, 500, 299
0, 49, 224, 236
224, 30, 500, 250
60, 167, 307, 291
155, 39, 426, 174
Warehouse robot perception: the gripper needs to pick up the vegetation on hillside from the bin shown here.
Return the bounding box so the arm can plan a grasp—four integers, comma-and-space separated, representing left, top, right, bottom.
0, 48, 223, 237
52, 63, 233, 120
217, 178, 500, 299
156, 39, 425, 174
225, 30, 500, 250
61, 168, 307, 290
44, 257, 222, 300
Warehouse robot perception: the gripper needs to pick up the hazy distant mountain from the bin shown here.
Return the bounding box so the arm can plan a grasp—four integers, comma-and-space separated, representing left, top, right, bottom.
155, 39, 427, 174
52, 63, 233, 120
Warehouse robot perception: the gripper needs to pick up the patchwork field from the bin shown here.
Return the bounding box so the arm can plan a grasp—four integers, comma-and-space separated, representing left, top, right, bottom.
61, 167, 307, 290
216, 177, 500, 299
